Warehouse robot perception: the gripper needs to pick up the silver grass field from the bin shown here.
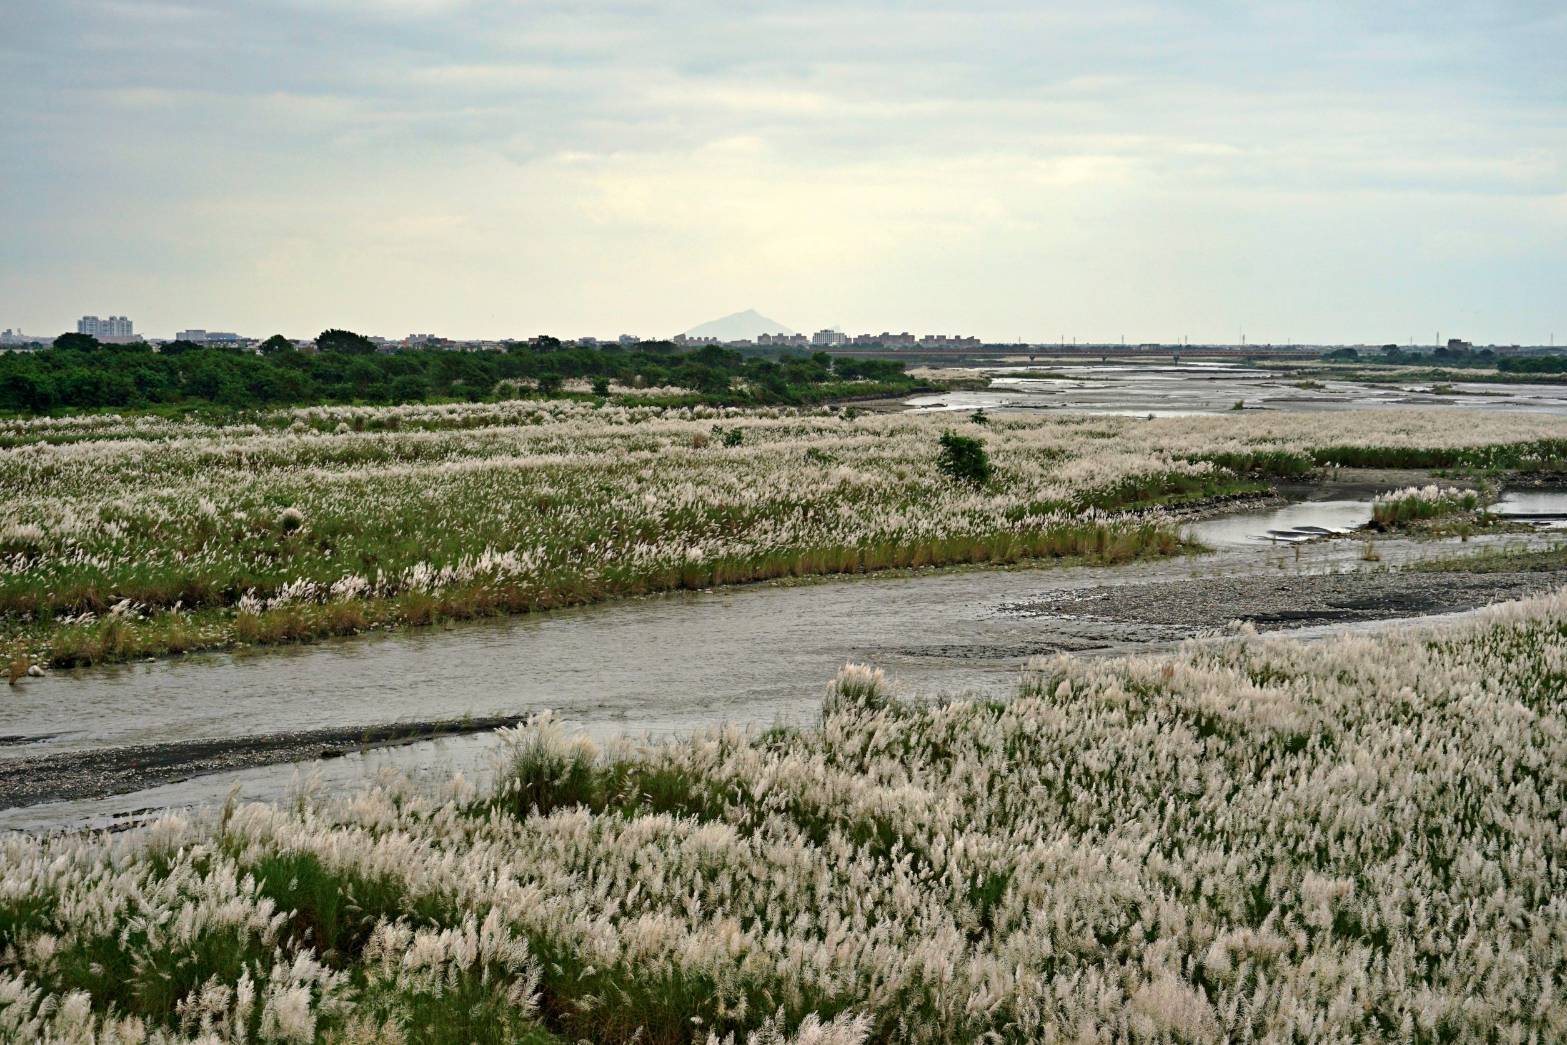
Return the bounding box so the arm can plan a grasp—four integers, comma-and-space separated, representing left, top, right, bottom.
3, 588, 1567, 1042
6, 401, 1567, 1041
5, 399, 1567, 667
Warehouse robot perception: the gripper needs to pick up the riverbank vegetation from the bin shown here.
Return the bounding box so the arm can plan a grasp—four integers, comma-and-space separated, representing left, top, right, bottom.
1278, 357, 1567, 389
5, 589, 1566, 1041
1310, 342, 1567, 377
7, 404, 1567, 668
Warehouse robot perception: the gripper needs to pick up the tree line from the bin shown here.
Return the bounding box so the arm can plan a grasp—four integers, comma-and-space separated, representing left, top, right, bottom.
0, 330, 916, 414
1320, 343, 1567, 374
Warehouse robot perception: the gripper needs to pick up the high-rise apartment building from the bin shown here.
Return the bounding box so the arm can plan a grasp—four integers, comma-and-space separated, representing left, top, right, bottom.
78, 315, 134, 338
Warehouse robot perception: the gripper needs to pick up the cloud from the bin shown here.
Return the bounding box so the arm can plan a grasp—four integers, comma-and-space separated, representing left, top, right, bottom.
0, 0, 1562, 341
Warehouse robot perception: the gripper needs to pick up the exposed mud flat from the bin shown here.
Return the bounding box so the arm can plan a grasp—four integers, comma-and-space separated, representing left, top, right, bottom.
0, 715, 523, 809
887, 620, 1183, 661
1004, 569, 1562, 633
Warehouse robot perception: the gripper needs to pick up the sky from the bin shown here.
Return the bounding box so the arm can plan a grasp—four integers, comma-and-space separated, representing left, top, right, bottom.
1, 1, 1564, 344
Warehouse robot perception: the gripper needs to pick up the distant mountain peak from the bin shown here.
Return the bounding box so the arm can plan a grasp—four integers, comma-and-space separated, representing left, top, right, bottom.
684, 309, 794, 340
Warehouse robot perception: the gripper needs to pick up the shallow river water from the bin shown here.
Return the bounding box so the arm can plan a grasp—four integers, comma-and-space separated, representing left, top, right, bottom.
907, 361, 1567, 416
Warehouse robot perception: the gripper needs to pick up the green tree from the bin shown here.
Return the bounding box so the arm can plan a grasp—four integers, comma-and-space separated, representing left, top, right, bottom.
2, 373, 53, 411
675, 362, 730, 395
937, 431, 992, 485
53, 332, 100, 351
388, 373, 428, 403
316, 328, 378, 354
344, 356, 385, 399
259, 334, 295, 355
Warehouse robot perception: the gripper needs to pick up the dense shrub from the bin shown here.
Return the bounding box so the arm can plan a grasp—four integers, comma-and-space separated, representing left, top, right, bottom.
936, 430, 992, 485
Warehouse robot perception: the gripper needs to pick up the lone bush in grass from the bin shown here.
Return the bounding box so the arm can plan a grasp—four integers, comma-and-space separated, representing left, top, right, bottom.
1370, 484, 1482, 530
938, 430, 992, 485
275, 506, 305, 533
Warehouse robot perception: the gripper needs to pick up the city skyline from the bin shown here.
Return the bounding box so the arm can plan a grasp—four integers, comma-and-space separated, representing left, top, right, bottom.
2, 2, 1564, 344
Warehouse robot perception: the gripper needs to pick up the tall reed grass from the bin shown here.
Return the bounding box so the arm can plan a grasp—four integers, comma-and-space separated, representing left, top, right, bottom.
5, 402, 1564, 666
5, 589, 1567, 1041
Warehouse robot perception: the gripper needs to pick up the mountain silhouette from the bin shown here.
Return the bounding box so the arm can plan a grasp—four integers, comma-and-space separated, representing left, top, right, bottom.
683, 309, 794, 340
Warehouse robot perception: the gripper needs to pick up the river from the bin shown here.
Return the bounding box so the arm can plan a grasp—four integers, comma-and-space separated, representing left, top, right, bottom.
907, 360, 1567, 416
4, 483, 1562, 831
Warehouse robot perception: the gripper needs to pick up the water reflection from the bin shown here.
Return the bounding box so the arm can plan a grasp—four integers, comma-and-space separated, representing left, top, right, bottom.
1186, 500, 1373, 548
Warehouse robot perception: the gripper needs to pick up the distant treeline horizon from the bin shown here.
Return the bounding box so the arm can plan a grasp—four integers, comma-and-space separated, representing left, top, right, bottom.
0, 329, 918, 414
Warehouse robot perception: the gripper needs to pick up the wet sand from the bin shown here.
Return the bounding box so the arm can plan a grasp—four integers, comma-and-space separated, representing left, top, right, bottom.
0, 715, 522, 809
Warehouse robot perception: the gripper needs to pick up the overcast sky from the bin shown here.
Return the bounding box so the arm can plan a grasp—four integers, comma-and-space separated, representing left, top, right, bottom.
2, 1, 1563, 343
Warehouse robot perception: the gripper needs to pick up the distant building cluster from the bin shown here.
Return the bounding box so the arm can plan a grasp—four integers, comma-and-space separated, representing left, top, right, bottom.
854, 332, 917, 347
753, 330, 981, 350
36, 316, 989, 354
30, 317, 1554, 359
175, 329, 243, 344
671, 329, 984, 350
1, 328, 45, 348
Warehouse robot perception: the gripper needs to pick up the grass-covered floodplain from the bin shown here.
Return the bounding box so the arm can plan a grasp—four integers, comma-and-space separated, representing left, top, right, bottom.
8, 401, 1567, 667
1410, 541, 1567, 574
5, 589, 1567, 1042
